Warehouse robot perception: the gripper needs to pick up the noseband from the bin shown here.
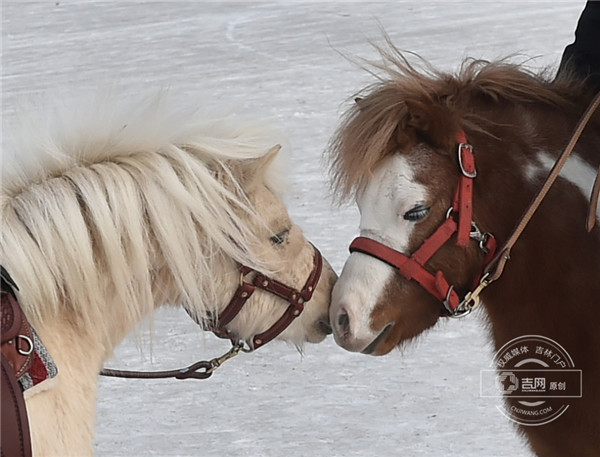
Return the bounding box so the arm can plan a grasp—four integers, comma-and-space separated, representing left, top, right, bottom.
349, 131, 497, 318
210, 244, 323, 349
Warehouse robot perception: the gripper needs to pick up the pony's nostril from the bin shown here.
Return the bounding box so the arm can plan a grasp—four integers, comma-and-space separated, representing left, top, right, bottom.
337, 309, 350, 336
318, 318, 332, 335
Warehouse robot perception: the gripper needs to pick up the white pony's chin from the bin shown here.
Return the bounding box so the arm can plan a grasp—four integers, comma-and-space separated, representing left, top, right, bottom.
274, 320, 331, 349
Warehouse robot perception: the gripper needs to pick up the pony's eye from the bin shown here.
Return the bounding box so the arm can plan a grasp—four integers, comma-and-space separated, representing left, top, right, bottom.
270, 229, 290, 245
403, 204, 431, 222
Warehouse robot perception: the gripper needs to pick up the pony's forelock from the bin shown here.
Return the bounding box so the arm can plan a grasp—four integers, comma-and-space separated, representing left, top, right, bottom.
327, 39, 585, 204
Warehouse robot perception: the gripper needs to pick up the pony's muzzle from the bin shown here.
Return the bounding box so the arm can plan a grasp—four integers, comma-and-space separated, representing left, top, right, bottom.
331, 303, 385, 353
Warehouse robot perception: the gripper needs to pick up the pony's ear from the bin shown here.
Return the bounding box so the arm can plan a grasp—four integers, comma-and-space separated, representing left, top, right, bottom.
405, 100, 457, 153
241, 144, 281, 190
406, 100, 431, 132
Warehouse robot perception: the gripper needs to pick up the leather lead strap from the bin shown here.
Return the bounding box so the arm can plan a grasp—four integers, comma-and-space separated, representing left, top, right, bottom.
485, 91, 600, 283
586, 162, 600, 231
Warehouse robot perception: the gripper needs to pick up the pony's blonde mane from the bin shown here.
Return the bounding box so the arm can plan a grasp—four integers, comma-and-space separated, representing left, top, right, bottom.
1, 91, 288, 339
328, 41, 589, 202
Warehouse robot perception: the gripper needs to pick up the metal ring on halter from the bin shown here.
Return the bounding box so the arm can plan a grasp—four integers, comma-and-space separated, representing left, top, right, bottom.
239, 270, 248, 287
238, 340, 254, 353
479, 234, 491, 254
443, 286, 477, 319
17, 334, 34, 356
447, 302, 474, 319
442, 285, 456, 315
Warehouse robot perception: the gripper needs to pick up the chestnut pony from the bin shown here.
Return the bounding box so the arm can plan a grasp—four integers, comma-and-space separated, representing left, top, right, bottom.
328, 46, 599, 456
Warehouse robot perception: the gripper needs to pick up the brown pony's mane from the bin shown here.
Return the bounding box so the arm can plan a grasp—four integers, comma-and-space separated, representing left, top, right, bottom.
328, 41, 589, 202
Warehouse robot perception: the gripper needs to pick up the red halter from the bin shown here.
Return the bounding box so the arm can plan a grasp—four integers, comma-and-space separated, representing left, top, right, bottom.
211, 244, 323, 349
349, 132, 497, 317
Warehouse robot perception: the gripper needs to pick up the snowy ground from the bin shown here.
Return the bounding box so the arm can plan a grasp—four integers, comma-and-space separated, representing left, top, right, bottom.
2, 1, 586, 456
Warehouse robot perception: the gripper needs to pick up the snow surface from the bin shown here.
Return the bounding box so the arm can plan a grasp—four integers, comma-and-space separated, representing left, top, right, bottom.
2, 2, 585, 456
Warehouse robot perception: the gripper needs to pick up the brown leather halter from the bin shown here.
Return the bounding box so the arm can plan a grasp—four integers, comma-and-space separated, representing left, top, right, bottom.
101, 244, 323, 380
210, 244, 323, 349
349, 91, 600, 318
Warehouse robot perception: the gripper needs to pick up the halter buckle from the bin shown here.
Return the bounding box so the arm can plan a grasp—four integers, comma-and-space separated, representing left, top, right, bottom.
458, 143, 477, 178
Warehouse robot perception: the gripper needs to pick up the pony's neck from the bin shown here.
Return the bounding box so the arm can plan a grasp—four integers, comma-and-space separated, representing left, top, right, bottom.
474, 104, 600, 352
27, 263, 181, 365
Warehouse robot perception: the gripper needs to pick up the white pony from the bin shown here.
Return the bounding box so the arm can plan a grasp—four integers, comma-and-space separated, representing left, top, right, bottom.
1, 91, 336, 456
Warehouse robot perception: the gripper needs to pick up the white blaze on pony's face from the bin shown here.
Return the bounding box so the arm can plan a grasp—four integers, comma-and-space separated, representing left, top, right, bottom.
330, 154, 431, 353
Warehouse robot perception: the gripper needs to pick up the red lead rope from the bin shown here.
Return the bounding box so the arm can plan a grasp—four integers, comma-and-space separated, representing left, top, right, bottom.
350, 131, 496, 316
